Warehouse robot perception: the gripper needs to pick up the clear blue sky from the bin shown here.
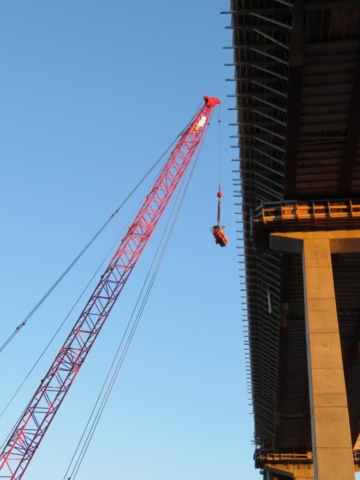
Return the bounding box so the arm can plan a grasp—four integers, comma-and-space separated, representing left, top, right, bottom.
0, 2, 257, 479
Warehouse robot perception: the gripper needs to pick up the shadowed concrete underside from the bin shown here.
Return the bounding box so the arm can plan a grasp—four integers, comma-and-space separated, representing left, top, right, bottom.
225, 0, 360, 478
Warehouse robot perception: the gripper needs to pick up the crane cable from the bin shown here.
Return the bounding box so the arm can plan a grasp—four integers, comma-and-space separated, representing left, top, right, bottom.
0, 121, 198, 356
218, 103, 222, 189
217, 105, 223, 226
63, 127, 207, 480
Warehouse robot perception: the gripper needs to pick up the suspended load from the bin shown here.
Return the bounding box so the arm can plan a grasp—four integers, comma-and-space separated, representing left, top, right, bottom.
211, 188, 228, 247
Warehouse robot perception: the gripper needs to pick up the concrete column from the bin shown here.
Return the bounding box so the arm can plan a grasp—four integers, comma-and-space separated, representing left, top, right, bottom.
270, 231, 360, 480
302, 237, 354, 480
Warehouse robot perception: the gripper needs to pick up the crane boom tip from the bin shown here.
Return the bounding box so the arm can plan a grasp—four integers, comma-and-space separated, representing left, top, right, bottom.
204, 96, 221, 107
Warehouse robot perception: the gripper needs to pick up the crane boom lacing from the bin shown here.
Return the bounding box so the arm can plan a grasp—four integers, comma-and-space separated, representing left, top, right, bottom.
0, 95, 220, 480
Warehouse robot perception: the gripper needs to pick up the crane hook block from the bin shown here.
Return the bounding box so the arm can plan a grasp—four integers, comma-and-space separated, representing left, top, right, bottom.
210, 225, 228, 247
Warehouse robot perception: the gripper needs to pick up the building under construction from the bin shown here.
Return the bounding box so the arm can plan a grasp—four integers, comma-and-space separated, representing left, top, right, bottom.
225, 0, 360, 479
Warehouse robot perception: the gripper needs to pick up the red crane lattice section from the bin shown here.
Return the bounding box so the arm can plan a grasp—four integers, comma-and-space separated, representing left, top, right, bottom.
0, 95, 220, 479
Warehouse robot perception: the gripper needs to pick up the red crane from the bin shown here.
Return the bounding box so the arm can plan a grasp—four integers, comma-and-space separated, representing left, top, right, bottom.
0, 95, 220, 480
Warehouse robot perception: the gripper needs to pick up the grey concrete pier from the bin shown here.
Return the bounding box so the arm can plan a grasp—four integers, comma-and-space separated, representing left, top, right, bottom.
271, 231, 360, 480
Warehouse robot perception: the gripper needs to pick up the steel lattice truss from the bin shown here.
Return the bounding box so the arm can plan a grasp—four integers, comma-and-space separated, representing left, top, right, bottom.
0, 96, 220, 480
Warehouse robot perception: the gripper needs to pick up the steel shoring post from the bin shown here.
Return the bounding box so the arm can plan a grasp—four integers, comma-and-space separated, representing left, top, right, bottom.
253, 322, 278, 344
252, 81, 288, 98
249, 12, 293, 29
251, 180, 283, 200
252, 125, 286, 141
251, 310, 279, 332
221, 8, 290, 15
229, 121, 284, 127
252, 110, 287, 126
253, 404, 275, 435
252, 148, 284, 166
228, 93, 277, 99
259, 284, 280, 305
252, 136, 286, 152
257, 306, 281, 325
254, 399, 278, 416
237, 146, 283, 153
255, 424, 275, 441
257, 261, 282, 279
253, 28, 290, 49
226, 77, 282, 83
251, 65, 288, 80
252, 98, 287, 114
256, 298, 280, 318
226, 25, 283, 31
229, 107, 282, 112
223, 44, 282, 49
232, 133, 283, 139
225, 61, 279, 66
0, 97, 220, 480
250, 48, 289, 66
251, 356, 278, 374
254, 370, 278, 395
274, 0, 294, 7
253, 170, 284, 189
252, 359, 278, 380
256, 411, 277, 432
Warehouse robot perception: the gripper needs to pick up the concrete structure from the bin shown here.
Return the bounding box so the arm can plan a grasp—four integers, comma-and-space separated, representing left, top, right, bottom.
271, 231, 360, 479
224, 0, 360, 479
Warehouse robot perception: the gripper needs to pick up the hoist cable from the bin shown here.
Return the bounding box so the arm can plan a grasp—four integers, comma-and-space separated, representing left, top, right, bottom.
63, 128, 206, 480
0, 131, 195, 355
218, 104, 222, 188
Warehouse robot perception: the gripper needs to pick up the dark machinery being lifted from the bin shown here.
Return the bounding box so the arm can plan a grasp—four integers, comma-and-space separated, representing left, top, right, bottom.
211, 187, 228, 247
